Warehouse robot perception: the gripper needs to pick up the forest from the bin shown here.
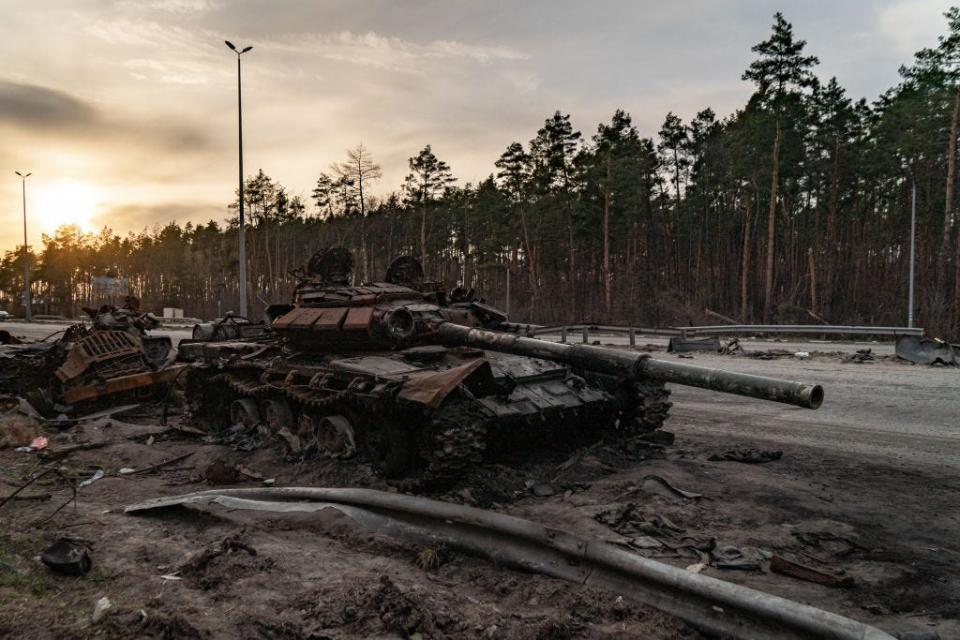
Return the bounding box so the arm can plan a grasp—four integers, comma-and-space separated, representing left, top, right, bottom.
3, 11, 960, 338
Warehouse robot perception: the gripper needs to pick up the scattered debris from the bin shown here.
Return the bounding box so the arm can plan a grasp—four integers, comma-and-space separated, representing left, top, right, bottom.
41, 538, 92, 576
770, 554, 854, 588
895, 335, 957, 366
709, 544, 765, 571
844, 348, 876, 364
667, 336, 720, 353
748, 349, 795, 360
92, 596, 113, 623
639, 474, 702, 501
594, 503, 685, 538
39, 440, 113, 462
78, 469, 105, 488
0, 413, 38, 449
709, 448, 783, 464
720, 338, 743, 355
529, 482, 555, 497
236, 464, 263, 480
128, 452, 194, 476
203, 460, 240, 485
14, 435, 47, 452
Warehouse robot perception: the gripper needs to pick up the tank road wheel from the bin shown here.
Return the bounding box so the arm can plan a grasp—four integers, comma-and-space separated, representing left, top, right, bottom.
362, 418, 413, 479
261, 397, 294, 431
261, 397, 301, 453
316, 415, 357, 459
229, 398, 261, 428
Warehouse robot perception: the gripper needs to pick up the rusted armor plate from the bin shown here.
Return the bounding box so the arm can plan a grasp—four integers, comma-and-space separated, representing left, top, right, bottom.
55, 331, 142, 382
396, 358, 488, 408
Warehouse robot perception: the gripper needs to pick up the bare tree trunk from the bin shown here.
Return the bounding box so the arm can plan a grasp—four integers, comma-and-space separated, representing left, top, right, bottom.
808, 247, 817, 314
420, 200, 428, 273
519, 208, 539, 305
565, 198, 576, 317
462, 206, 470, 286
943, 86, 959, 271
955, 231, 960, 336
763, 116, 782, 321
603, 156, 612, 315
945, 86, 959, 325
740, 196, 752, 322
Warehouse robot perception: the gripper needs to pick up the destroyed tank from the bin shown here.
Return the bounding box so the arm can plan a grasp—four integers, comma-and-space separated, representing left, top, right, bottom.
0, 298, 184, 414
180, 248, 823, 485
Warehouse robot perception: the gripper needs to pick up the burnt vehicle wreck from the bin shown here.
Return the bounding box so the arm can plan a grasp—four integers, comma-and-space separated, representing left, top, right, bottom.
179, 247, 824, 485
0, 298, 184, 414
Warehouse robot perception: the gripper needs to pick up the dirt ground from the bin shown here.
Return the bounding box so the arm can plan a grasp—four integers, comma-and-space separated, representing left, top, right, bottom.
0, 352, 957, 639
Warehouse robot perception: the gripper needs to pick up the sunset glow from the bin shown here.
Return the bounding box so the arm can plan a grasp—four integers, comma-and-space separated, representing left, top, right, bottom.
32, 180, 99, 234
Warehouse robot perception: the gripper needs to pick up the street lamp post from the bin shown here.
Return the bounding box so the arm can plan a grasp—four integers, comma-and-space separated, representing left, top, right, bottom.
14, 171, 31, 321
225, 40, 253, 318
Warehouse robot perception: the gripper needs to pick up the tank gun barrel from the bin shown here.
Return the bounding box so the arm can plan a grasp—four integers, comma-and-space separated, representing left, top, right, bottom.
434, 323, 823, 409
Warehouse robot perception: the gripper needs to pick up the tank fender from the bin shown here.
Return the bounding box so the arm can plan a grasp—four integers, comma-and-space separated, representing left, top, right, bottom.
396, 359, 496, 409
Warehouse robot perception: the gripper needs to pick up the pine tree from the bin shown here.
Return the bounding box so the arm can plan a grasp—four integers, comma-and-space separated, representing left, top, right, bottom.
404, 145, 455, 271
743, 12, 819, 320
530, 111, 581, 311
495, 142, 539, 302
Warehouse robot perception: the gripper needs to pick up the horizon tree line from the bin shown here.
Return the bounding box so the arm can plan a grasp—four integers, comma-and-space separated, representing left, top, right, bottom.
2, 11, 959, 338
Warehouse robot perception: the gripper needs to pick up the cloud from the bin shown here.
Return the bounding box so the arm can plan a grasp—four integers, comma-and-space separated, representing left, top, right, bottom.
0, 80, 99, 131
116, 0, 223, 14
877, 0, 949, 57
0, 79, 215, 153
270, 30, 528, 76
96, 201, 225, 233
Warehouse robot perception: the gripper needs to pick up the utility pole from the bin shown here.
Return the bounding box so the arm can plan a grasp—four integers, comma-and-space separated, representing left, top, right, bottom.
225, 40, 253, 317
14, 171, 31, 321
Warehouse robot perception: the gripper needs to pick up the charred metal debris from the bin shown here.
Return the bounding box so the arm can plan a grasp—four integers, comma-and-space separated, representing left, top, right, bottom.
0, 248, 824, 485
0, 296, 183, 416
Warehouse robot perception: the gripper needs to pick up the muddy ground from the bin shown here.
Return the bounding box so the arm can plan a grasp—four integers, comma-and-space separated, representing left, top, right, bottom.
0, 353, 957, 639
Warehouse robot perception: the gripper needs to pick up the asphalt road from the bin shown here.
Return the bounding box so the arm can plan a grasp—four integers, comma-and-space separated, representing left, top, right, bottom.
664, 352, 960, 472
1, 320, 194, 344
536, 331, 897, 355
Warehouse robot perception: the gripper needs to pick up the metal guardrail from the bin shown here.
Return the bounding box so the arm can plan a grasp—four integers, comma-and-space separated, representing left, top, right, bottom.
677, 324, 925, 339
499, 322, 924, 345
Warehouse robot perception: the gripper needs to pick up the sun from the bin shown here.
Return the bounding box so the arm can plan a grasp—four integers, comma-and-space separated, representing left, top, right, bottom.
32, 180, 100, 234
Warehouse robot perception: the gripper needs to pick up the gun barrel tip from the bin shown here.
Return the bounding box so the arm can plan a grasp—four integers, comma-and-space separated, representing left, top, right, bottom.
807, 384, 825, 409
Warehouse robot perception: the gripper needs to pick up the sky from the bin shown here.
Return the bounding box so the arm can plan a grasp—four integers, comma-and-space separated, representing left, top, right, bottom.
0, 0, 953, 252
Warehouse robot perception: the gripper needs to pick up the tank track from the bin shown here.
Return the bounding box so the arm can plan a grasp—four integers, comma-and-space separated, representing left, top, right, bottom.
628, 380, 673, 433
419, 399, 488, 486
193, 369, 489, 487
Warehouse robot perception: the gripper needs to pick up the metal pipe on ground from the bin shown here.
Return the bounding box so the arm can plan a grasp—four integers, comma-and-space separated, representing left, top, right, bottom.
126, 487, 895, 640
